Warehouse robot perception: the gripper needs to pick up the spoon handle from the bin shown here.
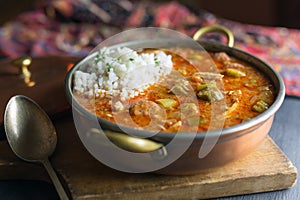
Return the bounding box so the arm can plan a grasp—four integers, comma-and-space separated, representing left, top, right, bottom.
42, 159, 69, 200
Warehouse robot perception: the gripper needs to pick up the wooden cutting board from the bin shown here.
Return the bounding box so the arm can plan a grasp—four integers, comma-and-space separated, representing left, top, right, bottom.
0, 113, 297, 199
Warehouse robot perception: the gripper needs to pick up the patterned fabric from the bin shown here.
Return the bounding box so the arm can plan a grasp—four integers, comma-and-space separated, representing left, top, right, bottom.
1, 0, 300, 96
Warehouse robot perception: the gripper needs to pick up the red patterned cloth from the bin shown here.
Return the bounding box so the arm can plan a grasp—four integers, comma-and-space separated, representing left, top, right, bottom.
1, 0, 300, 96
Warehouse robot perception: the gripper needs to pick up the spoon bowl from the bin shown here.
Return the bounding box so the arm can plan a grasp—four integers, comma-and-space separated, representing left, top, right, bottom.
4, 95, 56, 162
4, 95, 68, 200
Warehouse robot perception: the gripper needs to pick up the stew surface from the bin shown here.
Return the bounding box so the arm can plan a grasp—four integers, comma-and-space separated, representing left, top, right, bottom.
74, 47, 275, 133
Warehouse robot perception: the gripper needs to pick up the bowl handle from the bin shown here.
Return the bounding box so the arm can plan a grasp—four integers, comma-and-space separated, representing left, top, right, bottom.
12, 56, 36, 87
87, 128, 168, 160
193, 25, 235, 47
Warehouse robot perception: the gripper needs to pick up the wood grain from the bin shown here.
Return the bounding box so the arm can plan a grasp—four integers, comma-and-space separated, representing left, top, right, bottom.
0, 114, 297, 200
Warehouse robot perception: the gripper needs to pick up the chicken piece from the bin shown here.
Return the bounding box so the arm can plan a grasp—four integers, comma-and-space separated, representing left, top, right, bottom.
225, 90, 242, 116
181, 103, 199, 118
225, 62, 245, 69
191, 72, 223, 82
168, 79, 191, 96
130, 100, 165, 120
213, 52, 231, 62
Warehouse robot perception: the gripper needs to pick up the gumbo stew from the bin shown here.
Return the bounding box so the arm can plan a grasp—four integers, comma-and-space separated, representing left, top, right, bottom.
74, 47, 275, 133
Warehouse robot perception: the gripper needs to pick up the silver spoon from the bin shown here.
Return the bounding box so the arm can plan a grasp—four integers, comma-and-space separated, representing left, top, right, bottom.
4, 95, 69, 200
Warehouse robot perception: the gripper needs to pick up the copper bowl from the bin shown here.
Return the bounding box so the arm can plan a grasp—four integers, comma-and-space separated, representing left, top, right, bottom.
65, 26, 285, 175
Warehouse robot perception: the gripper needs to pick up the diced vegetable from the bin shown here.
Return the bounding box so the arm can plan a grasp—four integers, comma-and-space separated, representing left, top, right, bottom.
242, 117, 252, 122
187, 117, 200, 126
197, 81, 224, 102
197, 83, 208, 91
197, 81, 217, 91
198, 88, 224, 102
252, 100, 269, 113
259, 91, 274, 105
187, 117, 208, 126
258, 85, 272, 91
156, 99, 177, 109
189, 54, 203, 60
225, 68, 246, 78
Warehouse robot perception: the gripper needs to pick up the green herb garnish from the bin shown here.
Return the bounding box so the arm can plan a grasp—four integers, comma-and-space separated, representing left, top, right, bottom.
106, 63, 112, 72
95, 50, 106, 64
94, 53, 102, 63
154, 57, 160, 66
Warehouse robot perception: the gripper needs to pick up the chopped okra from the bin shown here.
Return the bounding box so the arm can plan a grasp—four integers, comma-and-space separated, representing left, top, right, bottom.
197, 81, 217, 91
186, 117, 208, 126
198, 88, 224, 102
197, 81, 224, 102
252, 100, 269, 113
198, 83, 208, 91
258, 85, 272, 91
225, 68, 246, 78
156, 99, 177, 109
187, 117, 200, 126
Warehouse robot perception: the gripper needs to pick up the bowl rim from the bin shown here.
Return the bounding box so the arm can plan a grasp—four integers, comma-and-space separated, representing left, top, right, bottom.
65, 40, 285, 142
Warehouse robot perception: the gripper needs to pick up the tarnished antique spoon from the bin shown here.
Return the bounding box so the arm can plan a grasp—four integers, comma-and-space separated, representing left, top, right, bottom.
4, 95, 68, 200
